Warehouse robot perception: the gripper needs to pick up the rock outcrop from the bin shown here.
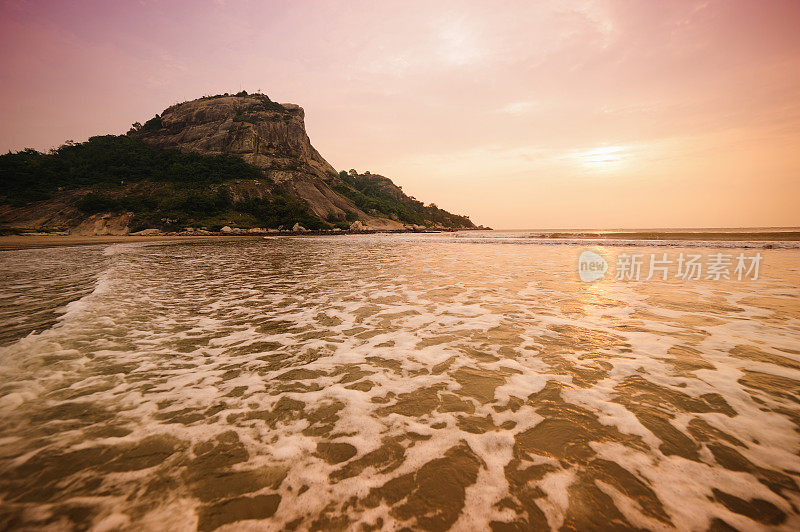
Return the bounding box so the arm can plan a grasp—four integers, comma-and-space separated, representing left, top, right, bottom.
349, 220, 366, 231
71, 213, 133, 236
131, 94, 401, 229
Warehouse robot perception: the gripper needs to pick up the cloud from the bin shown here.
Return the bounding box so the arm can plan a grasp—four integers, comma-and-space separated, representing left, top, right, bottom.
498, 101, 539, 115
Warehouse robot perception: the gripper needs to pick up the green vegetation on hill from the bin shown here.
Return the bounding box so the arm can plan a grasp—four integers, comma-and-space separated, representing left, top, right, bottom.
0, 135, 263, 204
1, 133, 474, 232
76, 187, 326, 232
0, 135, 331, 231
335, 171, 473, 228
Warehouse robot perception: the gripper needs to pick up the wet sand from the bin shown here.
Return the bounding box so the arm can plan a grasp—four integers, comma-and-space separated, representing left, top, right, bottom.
3, 229, 798, 252
1, 235, 799, 530
0, 234, 255, 251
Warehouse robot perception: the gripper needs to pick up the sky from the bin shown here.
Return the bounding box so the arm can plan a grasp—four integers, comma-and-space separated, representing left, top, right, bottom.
1, 0, 799, 229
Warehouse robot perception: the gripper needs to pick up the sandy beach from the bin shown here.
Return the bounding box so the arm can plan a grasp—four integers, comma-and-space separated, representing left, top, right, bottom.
0, 234, 263, 251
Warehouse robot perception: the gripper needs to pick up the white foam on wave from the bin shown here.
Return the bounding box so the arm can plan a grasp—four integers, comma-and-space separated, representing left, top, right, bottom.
1, 237, 799, 530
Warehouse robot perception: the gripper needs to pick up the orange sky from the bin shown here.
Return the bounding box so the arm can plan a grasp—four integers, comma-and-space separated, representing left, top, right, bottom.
1, 0, 798, 229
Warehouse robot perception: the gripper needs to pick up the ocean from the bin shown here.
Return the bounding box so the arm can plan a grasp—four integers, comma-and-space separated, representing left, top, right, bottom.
1, 232, 799, 530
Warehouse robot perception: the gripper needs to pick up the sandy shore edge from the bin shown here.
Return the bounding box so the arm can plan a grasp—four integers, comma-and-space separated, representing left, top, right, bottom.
0, 234, 261, 251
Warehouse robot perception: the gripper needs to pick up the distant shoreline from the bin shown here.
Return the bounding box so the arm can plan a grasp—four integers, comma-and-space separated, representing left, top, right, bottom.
518, 230, 800, 241
0, 229, 449, 251
3, 228, 799, 252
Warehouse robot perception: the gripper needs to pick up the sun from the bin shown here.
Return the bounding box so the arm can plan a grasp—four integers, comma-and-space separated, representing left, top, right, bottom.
574, 145, 628, 169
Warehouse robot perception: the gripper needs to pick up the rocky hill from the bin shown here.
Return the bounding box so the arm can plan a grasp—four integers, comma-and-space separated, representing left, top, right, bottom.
0, 92, 477, 234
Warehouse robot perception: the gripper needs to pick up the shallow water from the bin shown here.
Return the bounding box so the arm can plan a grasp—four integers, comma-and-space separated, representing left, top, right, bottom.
1, 234, 799, 531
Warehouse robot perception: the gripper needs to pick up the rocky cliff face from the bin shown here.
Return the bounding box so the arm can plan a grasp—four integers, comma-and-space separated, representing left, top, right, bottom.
130, 94, 401, 229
